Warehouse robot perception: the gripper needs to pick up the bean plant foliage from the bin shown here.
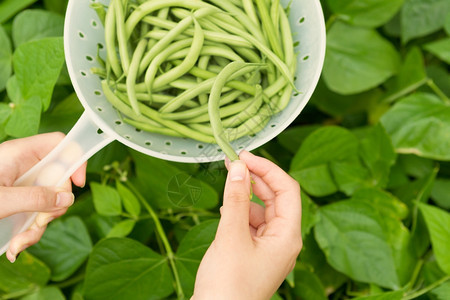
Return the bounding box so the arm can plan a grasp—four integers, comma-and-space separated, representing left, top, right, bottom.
0, 0, 449, 299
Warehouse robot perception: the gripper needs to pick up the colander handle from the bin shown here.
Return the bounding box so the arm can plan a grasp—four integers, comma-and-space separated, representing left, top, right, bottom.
0, 112, 114, 255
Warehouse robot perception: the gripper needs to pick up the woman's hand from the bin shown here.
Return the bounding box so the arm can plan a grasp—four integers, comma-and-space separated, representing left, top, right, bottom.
0, 133, 86, 263
193, 151, 302, 300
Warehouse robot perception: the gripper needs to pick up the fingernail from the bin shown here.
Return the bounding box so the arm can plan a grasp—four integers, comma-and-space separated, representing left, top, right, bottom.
56, 192, 74, 207
228, 161, 247, 182
36, 213, 55, 228
6, 250, 16, 263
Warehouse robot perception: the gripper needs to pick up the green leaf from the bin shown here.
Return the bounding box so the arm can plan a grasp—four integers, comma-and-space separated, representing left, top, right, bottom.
12, 9, 64, 47
311, 80, 383, 118
300, 191, 319, 239
354, 124, 397, 188
175, 219, 219, 297
326, 0, 404, 28
0, 103, 12, 140
424, 38, 450, 64
0, 0, 38, 23
431, 178, 450, 209
20, 287, 65, 300
0, 25, 12, 91
315, 194, 415, 289
432, 282, 450, 300
401, 0, 450, 43
293, 267, 327, 300
277, 125, 321, 154
0, 251, 50, 293
5, 95, 42, 138
116, 181, 141, 217
106, 219, 136, 238
27, 216, 92, 281
382, 47, 427, 103
39, 92, 83, 134
130, 150, 218, 209
90, 182, 122, 217
84, 238, 174, 300
398, 154, 435, 178
418, 203, 450, 274
352, 290, 403, 300
323, 21, 400, 95
13, 37, 65, 111
353, 188, 409, 220
290, 126, 359, 196
445, 12, 450, 35
299, 234, 348, 294
380, 93, 450, 160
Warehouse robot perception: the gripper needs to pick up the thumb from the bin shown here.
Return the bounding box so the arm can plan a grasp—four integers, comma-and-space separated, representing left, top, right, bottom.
216, 160, 251, 240
0, 186, 74, 218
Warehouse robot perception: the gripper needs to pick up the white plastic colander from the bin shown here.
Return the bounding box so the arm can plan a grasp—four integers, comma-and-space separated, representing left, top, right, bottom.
0, 0, 325, 255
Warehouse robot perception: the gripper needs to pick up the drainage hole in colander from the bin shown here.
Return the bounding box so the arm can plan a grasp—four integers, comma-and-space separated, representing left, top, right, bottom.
217, 148, 222, 153
180, 151, 187, 155
91, 20, 97, 27
145, 141, 151, 146
293, 41, 300, 47
97, 129, 103, 134
249, 134, 256, 138
80, 71, 87, 76
96, 106, 103, 112
78, 31, 85, 39
303, 55, 310, 61
86, 55, 93, 62
97, 43, 104, 49
135, 128, 142, 132
270, 124, 276, 128
125, 135, 131, 140
197, 144, 204, 149
115, 120, 122, 125
294, 92, 300, 97
94, 90, 102, 96
299, 17, 305, 24
165, 141, 172, 146
238, 145, 244, 150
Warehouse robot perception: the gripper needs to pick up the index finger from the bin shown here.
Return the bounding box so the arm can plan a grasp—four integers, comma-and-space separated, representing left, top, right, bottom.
239, 151, 301, 223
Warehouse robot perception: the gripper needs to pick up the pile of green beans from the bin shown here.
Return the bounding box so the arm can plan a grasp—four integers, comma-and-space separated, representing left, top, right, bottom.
92, 0, 296, 161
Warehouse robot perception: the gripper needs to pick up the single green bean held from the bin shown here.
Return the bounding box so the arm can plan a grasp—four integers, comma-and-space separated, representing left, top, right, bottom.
92, 0, 296, 161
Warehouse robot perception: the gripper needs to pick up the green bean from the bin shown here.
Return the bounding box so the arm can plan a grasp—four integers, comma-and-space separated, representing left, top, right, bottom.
207, 0, 267, 45
187, 98, 253, 124
209, 62, 261, 161
242, 0, 259, 28
125, 1, 216, 38
160, 89, 243, 121
126, 38, 147, 115
90, 3, 106, 26
145, 17, 204, 94
206, 15, 295, 90
224, 105, 272, 141
96, 0, 298, 154
124, 118, 183, 138
197, 55, 210, 105
222, 85, 264, 127
255, 0, 283, 59
166, 45, 243, 64
160, 64, 262, 113
143, 16, 253, 48
104, 1, 121, 77
114, 0, 130, 75
138, 7, 214, 75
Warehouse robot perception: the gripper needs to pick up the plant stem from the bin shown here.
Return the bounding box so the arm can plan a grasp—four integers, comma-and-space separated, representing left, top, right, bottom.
50, 273, 85, 289
125, 181, 185, 299
403, 275, 450, 300
405, 259, 424, 290
427, 79, 450, 104
325, 14, 337, 31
